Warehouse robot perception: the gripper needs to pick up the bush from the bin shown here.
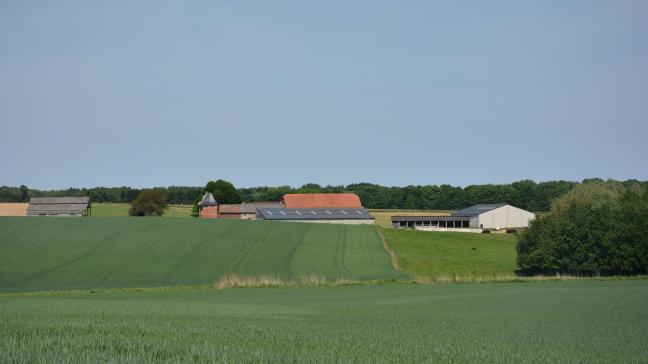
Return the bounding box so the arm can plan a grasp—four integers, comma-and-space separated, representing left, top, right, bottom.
516, 184, 648, 276
481, 229, 491, 234
129, 189, 169, 216
506, 229, 518, 234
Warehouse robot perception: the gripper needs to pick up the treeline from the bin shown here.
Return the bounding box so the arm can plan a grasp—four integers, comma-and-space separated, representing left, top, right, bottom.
240, 180, 581, 212
2, 179, 646, 212
517, 180, 648, 275
0, 185, 202, 205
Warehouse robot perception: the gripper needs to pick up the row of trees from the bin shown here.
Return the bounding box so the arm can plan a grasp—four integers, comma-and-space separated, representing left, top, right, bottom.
3, 179, 646, 212
517, 180, 648, 276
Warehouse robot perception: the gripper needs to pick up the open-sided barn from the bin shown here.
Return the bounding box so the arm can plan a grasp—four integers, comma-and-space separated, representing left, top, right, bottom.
391, 203, 535, 231
26, 197, 91, 216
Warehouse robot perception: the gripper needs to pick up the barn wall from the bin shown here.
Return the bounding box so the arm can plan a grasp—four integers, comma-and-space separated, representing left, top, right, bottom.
277, 219, 374, 225
478, 205, 535, 229
199, 206, 219, 219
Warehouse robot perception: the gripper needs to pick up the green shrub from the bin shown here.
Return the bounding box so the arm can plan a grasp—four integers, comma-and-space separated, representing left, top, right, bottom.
129, 189, 169, 216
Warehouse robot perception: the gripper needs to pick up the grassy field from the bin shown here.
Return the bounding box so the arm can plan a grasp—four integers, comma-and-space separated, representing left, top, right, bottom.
91, 203, 192, 217
368, 209, 451, 228
0, 217, 403, 292
1, 280, 646, 363
383, 228, 518, 278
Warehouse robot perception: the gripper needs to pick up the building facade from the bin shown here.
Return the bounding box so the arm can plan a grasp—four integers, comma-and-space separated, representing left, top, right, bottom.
391, 203, 535, 231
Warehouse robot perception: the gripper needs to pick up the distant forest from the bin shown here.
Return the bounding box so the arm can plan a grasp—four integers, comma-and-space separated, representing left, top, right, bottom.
1, 179, 646, 212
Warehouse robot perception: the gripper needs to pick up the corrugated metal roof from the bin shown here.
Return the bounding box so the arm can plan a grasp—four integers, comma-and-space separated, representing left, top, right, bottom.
452, 204, 507, 216
391, 215, 472, 222
29, 197, 90, 204
257, 208, 374, 220
282, 193, 362, 208
27, 196, 90, 215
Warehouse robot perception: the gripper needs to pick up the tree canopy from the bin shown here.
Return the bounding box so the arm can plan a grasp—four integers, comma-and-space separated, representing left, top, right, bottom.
517, 181, 648, 276
129, 189, 169, 217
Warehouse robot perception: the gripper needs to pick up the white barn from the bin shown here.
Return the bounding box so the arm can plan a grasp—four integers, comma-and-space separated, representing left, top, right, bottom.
454, 204, 536, 229
391, 203, 535, 231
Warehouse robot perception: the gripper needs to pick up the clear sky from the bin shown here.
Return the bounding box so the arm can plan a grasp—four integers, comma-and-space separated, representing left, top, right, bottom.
1, 1, 647, 189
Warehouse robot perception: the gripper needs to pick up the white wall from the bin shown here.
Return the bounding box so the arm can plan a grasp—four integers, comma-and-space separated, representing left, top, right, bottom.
478, 205, 535, 229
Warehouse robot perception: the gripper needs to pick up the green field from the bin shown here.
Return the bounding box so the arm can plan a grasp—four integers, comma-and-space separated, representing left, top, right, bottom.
0, 217, 402, 292
384, 228, 518, 278
1, 280, 646, 363
91, 203, 192, 217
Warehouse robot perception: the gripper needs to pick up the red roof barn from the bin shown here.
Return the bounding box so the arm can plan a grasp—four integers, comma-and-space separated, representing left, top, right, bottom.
282, 193, 363, 209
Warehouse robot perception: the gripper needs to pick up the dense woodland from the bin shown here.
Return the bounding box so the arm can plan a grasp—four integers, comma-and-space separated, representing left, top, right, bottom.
517, 180, 648, 275
1, 179, 646, 212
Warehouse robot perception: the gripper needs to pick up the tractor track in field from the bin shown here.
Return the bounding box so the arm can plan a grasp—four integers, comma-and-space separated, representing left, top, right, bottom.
96, 219, 167, 287
18, 228, 125, 287
227, 225, 275, 273
334, 225, 352, 276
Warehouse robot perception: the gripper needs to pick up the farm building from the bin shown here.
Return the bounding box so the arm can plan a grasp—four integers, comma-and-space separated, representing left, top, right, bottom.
217, 202, 283, 220
197, 192, 219, 218
257, 208, 375, 224
197, 192, 281, 219
391, 204, 535, 231
26, 197, 91, 216
282, 193, 362, 209
257, 193, 374, 224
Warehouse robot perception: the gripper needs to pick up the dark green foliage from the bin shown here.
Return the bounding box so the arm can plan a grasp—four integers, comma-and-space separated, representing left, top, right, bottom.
205, 179, 242, 204
517, 185, 648, 276
19, 185, 28, 202
129, 189, 169, 216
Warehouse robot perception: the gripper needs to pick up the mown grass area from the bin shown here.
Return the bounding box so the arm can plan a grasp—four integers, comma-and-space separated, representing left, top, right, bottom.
91, 203, 192, 217
368, 209, 451, 228
0, 217, 403, 292
1, 280, 646, 363
383, 228, 518, 278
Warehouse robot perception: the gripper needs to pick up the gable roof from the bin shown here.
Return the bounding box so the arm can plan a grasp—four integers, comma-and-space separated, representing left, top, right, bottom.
27, 196, 90, 215
282, 193, 362, 209
29, 197, 90, 204
452, 204, 507, 217
257, 208, 374, 221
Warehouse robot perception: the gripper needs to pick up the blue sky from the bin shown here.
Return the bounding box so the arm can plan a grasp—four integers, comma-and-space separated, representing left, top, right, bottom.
1, 1, 647, 189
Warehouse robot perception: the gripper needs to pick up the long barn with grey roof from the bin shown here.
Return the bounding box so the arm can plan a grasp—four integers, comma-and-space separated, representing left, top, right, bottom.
391, 203, 535, 231
257, 208, 375, 224
27, 197, 91, 216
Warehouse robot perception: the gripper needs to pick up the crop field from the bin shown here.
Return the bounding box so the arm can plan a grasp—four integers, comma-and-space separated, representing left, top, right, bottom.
0, 217, 402, 292
1, 280, 646, 363
383, 228, 517, 278
368, 209, 451, 228
91, 203, 192, 217
0, 203, 27, 216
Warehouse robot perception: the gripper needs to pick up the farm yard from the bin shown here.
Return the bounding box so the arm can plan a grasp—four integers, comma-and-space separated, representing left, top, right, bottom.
1, 280, 647, 363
